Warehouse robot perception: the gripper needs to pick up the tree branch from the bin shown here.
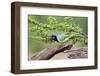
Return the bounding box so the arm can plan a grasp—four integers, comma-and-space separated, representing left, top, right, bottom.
30, 44, 73, 60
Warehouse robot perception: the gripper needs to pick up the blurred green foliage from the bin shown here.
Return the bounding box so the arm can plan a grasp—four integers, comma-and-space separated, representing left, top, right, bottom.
28, 15, 88, 55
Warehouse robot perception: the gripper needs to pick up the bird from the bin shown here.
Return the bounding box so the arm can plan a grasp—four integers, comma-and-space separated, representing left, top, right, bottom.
49, 32, 87, 43
49, 32, 70, 43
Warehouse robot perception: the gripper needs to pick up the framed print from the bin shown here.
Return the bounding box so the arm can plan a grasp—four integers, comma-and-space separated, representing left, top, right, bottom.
11, 2, 98, 74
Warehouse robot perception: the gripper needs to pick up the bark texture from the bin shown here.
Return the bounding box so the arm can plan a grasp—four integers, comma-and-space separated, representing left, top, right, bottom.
64, 47, 88, 59
30, 44, 73, 60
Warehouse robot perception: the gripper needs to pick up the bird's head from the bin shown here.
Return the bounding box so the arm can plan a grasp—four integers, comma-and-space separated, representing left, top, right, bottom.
49, 35, 59, 42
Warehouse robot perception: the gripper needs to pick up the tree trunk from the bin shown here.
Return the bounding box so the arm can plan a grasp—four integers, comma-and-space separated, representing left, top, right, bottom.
30, 44, 73, 60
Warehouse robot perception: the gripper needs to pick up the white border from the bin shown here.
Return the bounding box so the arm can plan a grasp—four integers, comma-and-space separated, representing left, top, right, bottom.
20, 6, 95, 70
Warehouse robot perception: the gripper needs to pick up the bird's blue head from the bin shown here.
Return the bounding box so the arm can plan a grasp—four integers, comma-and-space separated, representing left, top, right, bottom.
50, 35, 59, 42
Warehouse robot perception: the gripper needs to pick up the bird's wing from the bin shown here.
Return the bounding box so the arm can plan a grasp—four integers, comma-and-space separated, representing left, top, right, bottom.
58, 34, 70, 43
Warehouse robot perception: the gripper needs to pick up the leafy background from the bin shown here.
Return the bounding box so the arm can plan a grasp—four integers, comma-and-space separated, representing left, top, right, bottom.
28, 15, 88, 57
